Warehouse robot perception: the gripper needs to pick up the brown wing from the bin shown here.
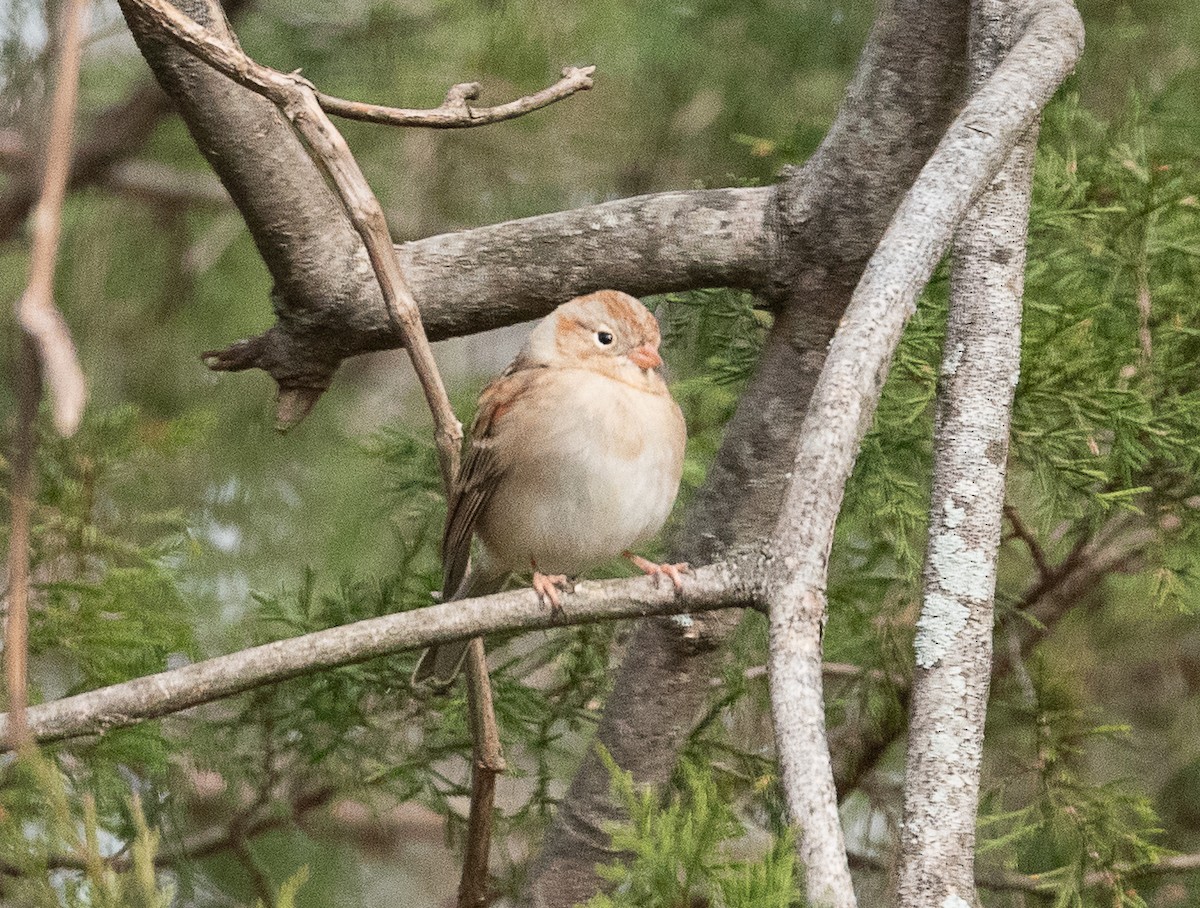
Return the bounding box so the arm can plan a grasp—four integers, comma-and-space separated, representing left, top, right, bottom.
441, 365, 542, 598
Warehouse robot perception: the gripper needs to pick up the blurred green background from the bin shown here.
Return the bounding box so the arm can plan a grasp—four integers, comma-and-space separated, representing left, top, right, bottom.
3, 1, 1200, 906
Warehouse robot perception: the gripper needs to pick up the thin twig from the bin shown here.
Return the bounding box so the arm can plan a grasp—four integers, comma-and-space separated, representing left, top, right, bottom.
13, 0, 88, 437
121, 0, 463, 482
5, 0, 90, 752
232, 841, 274, 908
459, 639, 506, 908
5, 339, 40, 750
1004, 504, 1051, 578
316, 66, 594, 129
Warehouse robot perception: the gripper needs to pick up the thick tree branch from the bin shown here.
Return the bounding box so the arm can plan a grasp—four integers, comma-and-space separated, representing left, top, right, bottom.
202, 185, 776, 422
526, 0, 973, 901
317, 66, 594, 129
896, 2, 1040, 903
765, 4, 1082, 905
120, 0, 466, 469
0, 561, 760, 750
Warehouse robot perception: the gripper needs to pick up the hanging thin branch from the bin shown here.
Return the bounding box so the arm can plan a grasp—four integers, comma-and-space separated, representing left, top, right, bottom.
5, 0, 90, 751
460, 638, 507, 907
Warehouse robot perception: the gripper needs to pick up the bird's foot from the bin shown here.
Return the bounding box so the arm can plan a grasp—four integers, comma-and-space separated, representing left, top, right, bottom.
532, 569, 570, 614
623, 552, 690, 593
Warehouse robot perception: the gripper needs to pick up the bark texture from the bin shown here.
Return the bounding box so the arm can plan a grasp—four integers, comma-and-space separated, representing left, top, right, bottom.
0, 560, 760, 749
763, 3, 1081, 904
897, 3, 1053, 905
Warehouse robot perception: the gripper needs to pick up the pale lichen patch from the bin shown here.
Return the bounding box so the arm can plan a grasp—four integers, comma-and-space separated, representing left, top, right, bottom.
941, 342, 965, 377
914, 591, 970, 668
930, 532, 991, 601
942, 496, 966, 529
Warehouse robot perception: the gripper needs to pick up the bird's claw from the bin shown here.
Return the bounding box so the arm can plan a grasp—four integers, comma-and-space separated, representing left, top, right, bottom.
533, 571, 570, 614
624, 552, 690, 594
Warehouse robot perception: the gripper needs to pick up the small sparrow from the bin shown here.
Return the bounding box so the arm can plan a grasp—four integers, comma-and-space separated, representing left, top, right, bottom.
414, 290, 689, 686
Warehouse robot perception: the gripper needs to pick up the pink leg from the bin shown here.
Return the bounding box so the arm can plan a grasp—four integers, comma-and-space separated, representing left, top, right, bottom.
623, 551, 690, 593
531, 560, 570, 613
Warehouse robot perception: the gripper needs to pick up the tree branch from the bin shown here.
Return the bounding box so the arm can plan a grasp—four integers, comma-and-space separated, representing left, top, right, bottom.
896, 2, 1040, 903
202, 185, 776, 424
459, 639, 505, 908
526, 0, 974, 900
12, 0, 89, 439
5, 0, 90, 751
316, 65, 594, 129
120, 0, 466, 469
0, 561, 760, 750
764, 4, 1082, 905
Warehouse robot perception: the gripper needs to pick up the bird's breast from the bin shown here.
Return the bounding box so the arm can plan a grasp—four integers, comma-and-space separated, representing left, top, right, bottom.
476, 372, 685, 576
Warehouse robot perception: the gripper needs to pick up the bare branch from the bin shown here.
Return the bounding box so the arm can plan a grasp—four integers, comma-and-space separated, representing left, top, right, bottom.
317, 65, 594, 129
1003, 504, 1051, 578
13, 0, 89, 439
896, 2, 1041, 903
6, 0, 90, 752
0, 561, 760, 750
764, 4, 1082, 905
120, 0, 464, 474
202, 185, 775, 422
459, 640, 506, 908
5, 342, 40, 750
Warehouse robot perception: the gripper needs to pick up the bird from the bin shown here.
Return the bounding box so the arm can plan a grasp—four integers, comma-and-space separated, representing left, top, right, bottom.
413, 289, 689, 686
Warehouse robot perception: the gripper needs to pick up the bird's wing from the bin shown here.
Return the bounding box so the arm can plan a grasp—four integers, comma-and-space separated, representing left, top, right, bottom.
441, 364, 543, 597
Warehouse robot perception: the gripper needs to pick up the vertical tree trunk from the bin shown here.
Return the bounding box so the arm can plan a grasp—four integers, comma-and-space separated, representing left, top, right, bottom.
897, 2, 1042, 904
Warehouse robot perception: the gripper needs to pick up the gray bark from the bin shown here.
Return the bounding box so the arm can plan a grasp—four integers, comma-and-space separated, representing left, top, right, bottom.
896, 2, 1048, 903
0, 561, 760, 749
763, 3, 1081, 904
527, 1, 972, 903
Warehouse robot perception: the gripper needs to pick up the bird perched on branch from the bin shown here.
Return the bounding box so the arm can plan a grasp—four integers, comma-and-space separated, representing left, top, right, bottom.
413, 290, 688, 686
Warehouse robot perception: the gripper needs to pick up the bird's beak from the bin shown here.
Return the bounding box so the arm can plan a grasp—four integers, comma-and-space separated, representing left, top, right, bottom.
628, 343, 663, 370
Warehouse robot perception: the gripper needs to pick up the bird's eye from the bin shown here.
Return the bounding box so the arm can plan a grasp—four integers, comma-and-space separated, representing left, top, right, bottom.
596, 330, 614, 346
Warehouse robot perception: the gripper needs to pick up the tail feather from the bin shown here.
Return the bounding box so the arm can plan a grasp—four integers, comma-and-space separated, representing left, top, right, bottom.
412, 569, 505, 688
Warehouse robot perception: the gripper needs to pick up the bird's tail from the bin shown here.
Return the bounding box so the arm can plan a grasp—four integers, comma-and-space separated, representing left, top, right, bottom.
412, 569, 505, 687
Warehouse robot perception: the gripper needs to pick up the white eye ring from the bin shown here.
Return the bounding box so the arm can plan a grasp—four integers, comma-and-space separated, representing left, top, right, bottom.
595, 327, 615, 347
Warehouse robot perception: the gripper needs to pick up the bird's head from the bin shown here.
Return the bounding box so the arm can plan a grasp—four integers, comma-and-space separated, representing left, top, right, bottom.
524, 290, 665, 382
